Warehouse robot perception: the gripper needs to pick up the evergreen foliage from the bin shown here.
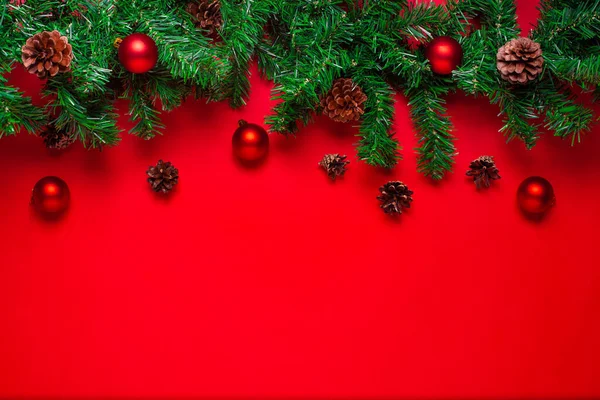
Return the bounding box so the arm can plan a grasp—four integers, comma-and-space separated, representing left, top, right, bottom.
1, 0, 599, 178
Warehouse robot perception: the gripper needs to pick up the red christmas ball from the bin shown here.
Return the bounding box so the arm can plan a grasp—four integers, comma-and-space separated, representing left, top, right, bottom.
517, 176, 555, 214
31, 176, 70, 215
425, 36, 463, 75
232, 120, 269, 163
118, 33, 158, 74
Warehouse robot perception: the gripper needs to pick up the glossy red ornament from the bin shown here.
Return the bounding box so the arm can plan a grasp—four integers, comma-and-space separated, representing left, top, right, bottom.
232, 120, 269, 163
425, 36, 463, 75
118, 33, 158, 74
31, 176, 70, 215
517, 176, 555, 214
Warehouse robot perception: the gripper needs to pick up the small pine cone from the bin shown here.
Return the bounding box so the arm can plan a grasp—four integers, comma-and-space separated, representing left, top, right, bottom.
39, 124, 76, 150
321, 78, 367, 123
466, 155, 501, 189
21, 30, 73, 79
377, 181, 413, 215
147, 160, 179, 193
319, 154, 349, 180
497, 37, 543, 84
187, 0, 223, 38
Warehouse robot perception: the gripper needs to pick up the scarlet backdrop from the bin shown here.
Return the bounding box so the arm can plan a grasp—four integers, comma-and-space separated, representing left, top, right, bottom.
1, 0, 599, 398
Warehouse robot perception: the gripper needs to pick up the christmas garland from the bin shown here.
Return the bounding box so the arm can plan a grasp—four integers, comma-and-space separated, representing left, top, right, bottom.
1, 0, 599, 179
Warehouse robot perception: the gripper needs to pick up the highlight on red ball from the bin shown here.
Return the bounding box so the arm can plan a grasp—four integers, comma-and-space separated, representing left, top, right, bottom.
118, 33, 159, 74
232, 120, 269, 164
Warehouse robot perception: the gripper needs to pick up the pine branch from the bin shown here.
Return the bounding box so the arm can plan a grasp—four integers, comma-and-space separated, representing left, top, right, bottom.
1, 0, 600, 179
124, 4, 229, 88
0, 82, 45, 136
0, 60, 45, 136
264, 2, 352, 134
407, 86, 456, 180
545, 53, 600, 86
123, 74, 164, 139
46, 78, 120, 147
491, 87, 540, 148
537, 82, 594, 144
353, 72, 400, 168
219, 0, 273, 107
453, 30, 499, 96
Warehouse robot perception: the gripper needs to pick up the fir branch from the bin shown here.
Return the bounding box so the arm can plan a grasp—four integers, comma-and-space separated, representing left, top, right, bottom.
491, 87, 540, 148
265, 2, 352, 134
47, 79, 120, 147
535, 2, 600, 45
398, 2, 459, 41
460, 0, 520, 46
354, 73, 400, 168
123, 74, 165, 139
0, 82, 45, 136
267, 62, 341, 134
407, 86, 456, 180
453, 30, 499, 96
545, 53, 600, 86
124, 5, 229, 88
536, 82, 594, 144
1, 0, 600, 178
0, 58, 45, 136
220, 0, 272, 107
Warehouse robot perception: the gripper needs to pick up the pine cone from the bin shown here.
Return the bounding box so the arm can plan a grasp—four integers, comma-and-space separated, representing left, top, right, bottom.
319, 154, 349, 180
147, 160, 179, 193
21, 30, 73, 78
321, 78, 367, 123
39, 124, 76, 150
187, 0, 223, 39
377, 181, 413, 215
497, 37, 543, 84
466, 155, 501, 189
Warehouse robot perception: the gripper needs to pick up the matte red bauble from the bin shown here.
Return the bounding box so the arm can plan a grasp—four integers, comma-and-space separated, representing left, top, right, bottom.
517, 176, 555, 214
118, 33, 158, 74
232, 120, 269, 163
31, 176, 70, 215
425, 36, 463, 75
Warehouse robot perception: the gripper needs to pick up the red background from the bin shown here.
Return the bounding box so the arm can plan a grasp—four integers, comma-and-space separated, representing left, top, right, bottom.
1, 1, 599, 398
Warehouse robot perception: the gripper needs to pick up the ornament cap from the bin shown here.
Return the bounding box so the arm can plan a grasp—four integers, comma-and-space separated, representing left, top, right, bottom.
238, 119, 248, 127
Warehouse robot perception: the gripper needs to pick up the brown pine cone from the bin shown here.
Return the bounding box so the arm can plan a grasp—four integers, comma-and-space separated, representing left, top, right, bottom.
147, 160, 179, 193
497, 37, 543, 84
319, 154, 349, 180
466, 155, 501, 189
39, 124, 76, 150
187, 0, 223, 39
321, 78, 367, 123
377, 181, 413, 215
21, 30, 73, 78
